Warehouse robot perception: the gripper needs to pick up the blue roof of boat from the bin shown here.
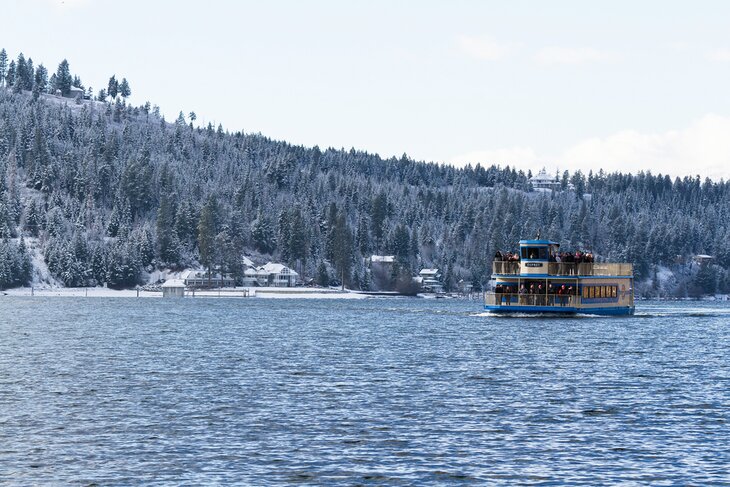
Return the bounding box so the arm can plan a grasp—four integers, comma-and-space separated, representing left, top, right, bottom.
519, 239, 559, 245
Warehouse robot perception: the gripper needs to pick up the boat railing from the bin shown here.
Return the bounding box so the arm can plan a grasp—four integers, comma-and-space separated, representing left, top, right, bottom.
548, 262, 633, 276
492, 261, 521, 275
485, 292, 579, 307
492, 261, 633, 276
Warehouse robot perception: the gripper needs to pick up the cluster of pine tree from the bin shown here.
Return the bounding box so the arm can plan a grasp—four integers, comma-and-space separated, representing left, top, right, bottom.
0, 48, 729, 294
0, 48, 130, 103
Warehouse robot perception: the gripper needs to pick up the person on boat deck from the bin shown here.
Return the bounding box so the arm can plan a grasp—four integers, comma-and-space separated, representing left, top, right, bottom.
519, 285, 527, 294
558, 284, 566, 305
494, 250, 503, 261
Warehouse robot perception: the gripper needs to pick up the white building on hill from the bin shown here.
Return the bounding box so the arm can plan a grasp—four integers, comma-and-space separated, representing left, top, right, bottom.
531, 168, 561, 192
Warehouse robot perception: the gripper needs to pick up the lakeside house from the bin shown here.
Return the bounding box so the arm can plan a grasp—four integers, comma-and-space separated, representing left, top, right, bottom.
419, 268, 444, 293
242, 262, 299, 287
181, 270, 235, 289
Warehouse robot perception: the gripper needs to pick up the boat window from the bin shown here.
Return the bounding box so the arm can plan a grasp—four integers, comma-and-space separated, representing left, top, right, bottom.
582, 286, 588, 298
612, 286, 617, 298
521, 246, 548, 260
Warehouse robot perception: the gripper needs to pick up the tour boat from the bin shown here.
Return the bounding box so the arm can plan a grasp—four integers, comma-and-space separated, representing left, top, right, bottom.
484, 239, 635, 315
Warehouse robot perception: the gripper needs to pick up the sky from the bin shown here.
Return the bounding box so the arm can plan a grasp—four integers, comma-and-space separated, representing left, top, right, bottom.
3, 0, 730, 180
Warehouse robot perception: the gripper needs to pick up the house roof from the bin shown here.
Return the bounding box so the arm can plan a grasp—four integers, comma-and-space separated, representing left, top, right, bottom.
181, 269, 233, 280
530, 168, 556, 183
245, 268, 269, 277
419, 268, 439, 275
258, 262, 299, 276
161, 279, 185, 288
180, 270, 197, 279
371, 255, 395, 263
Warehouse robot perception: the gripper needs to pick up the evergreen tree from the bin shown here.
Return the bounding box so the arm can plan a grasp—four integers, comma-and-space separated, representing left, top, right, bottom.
392, 224, 410, 262
33, 63, 48, 93
107, 75, 118, 99
370, 192, 388, 252
48, 73, 57, 93
0, 48, 7, 86
317, 260, 329, 286
156, 193, 180, 265
23, 56, 34, 90
6, 60, 15, 87
197, 197, 218, 278
119, 78, 131, 99
287, 207, 308, 277
331, 211, 353, 288
15, 53, 27, 91
251, 210, 275, 254
55, 59, 72, 96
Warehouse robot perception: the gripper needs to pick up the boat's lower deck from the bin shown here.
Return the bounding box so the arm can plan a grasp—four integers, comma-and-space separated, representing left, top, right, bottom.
486, 274, 635, 316
484, 304, 635, 316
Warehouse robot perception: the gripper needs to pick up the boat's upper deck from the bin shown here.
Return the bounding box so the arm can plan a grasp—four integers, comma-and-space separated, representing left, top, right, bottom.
492, 261, 634, 277
493, 239, 633, 277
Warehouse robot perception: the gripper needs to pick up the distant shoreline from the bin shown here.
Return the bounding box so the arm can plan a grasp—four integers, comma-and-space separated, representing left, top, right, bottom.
1, 286, 370, 299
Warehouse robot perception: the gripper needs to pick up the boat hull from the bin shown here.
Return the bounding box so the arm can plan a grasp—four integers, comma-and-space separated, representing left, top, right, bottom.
484, 305, 635, 316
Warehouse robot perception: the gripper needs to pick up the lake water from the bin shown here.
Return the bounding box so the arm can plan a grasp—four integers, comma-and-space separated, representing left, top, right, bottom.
1, 297, 729, 485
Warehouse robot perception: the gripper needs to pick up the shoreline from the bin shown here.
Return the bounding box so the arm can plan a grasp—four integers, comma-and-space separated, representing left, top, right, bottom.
1, 286, 371, 299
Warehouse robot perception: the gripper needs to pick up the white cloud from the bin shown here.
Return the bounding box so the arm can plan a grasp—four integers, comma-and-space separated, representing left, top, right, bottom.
706, 48, 730, 62
535, 46, 617, 66
448, 114, 730, 181
561, 114, 730, 180
456, 35, 515, 61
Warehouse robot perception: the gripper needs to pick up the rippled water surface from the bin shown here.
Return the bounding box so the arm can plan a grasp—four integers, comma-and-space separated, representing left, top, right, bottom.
1, 297, 729, 485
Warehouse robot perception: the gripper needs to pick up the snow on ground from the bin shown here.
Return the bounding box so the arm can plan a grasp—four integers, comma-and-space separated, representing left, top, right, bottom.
25, 237, 64, 289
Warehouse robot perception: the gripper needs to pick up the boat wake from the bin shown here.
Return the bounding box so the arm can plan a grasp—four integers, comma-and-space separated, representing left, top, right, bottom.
471, 311, 591, 319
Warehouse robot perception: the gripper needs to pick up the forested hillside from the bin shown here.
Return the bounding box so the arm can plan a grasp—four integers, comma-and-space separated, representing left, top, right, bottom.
1, 49, 729, 295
